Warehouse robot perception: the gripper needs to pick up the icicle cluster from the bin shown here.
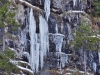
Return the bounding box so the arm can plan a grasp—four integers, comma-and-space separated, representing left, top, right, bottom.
29, 9, 49, 72
28, 0, 50, 72
29, 8, 39, 72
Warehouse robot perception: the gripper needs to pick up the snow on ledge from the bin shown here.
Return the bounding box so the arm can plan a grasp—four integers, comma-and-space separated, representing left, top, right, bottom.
10, 59, 33, 73
16, 65, 33, 73
68, 10, 85, 13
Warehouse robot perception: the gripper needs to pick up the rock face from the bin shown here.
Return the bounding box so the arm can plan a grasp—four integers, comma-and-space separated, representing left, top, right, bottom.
6, 0, 100, 75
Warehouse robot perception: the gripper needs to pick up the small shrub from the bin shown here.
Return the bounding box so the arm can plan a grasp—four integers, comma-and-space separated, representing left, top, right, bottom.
0, 53, 20, 74
4, 48, 15, 59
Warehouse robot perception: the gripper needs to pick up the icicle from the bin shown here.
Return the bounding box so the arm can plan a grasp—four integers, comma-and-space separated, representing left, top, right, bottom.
60, 53, 68, 68
20, 31, 26, 45
35, 42, 40, 72
98, 50, 100, 64
29, 9, 36, 71
60, 55, 65, 68
61, 25, 63, 33
53, 35, 63, 52
67, 24, 73, 41
73, 0, 77, 6
93, 62, 97, 72
39, 15, 49, 69
44, 0, 50, 21
29, 9, 41, 72
68, 15, 71, 22
55, 24, 58, 33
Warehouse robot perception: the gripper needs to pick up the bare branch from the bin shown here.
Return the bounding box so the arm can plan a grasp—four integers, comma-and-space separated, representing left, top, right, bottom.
15, 0, 42, 12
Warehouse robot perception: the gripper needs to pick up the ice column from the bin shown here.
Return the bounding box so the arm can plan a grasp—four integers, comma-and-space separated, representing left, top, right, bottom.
39, 15, 49, 69
29, 8, 40, 72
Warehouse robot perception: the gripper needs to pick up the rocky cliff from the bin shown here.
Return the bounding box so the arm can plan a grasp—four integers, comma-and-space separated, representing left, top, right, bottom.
4, 0, 100, 75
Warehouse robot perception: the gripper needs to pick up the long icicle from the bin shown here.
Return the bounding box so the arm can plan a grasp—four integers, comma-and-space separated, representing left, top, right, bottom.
29, 8, 36, 72
39, 15, 49, 69
44, 0, 50, 21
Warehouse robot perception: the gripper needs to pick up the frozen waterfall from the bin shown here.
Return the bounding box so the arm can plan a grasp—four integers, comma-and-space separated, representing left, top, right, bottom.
29, 8, 49, 72
28, 0, 50, 72
17, 0, 100, 74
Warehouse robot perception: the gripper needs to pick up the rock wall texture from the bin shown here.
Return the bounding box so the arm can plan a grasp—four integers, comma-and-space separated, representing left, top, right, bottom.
5, 0, 100, 75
